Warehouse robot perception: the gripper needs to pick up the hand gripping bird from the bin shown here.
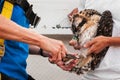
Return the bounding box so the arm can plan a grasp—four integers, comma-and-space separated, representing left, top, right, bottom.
62, 9, 114, 75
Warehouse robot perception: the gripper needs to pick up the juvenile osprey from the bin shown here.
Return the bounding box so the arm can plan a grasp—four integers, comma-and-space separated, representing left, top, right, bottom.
63, 9, 113, 75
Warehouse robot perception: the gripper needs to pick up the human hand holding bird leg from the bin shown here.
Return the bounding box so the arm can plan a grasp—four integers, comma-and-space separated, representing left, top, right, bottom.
84, 36, 110, 55
56, 53, 79, 71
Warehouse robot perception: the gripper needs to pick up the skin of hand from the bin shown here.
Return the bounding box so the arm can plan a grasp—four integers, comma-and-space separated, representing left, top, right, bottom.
84, 36, 110, 55
68, 8, 79, 21
56, 53, 79, 71
56, 59, 78, 71
69, 36, 110, 54
29, 45, 75, 71
29, 44, 77, 71
69, 39, 81, 50
42, 38, 67, 63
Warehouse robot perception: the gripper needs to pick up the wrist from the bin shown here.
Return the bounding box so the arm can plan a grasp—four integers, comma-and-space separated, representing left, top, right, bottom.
106, 37, 111, 46
38, 35, 49, 49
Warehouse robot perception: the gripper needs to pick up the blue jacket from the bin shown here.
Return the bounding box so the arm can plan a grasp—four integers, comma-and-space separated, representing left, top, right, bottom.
0, 0, 30, 80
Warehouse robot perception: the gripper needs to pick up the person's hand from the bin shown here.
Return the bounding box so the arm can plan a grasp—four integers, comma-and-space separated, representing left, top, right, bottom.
68, 8, 79, 21
56, 59, 78, 71
56, 53, 79, 71
84, 36, 110, 55
69, 39, 81, 50
40, 36, 67, 64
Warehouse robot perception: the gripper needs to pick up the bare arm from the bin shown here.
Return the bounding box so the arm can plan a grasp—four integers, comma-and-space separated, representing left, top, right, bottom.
107, 37, 120, 46
0, 15, 45, 46
0, 15, 67, 63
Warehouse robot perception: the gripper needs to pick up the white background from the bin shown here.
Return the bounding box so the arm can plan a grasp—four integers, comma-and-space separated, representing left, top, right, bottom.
28, 0, 80, 35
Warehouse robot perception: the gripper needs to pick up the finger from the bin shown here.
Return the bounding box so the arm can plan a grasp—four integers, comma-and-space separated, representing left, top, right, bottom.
61, 45, 67, 58
69, 39, 80, 50
87, 45, 96, 55
48, 58, 55, 64
94, 47, 103, 54
48, 53, 58, 64
84, 40, 96, 48
57, 61, 71, 71
74, 43, 81, 50
57, 63, 68, 71
66, 59, 78, 67
63, 59, 78, 70
57, 50, 62, 62
69, 39, 77, 46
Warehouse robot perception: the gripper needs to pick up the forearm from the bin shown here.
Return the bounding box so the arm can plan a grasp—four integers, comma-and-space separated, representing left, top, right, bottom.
0, 15, 46, 47
107, 37, 120, 46
0, 15, 67, 61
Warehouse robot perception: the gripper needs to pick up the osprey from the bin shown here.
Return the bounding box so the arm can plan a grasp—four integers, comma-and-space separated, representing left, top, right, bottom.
63, 9, 113, 75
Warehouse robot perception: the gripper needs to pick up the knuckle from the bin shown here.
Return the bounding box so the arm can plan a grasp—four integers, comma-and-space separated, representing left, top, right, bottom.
59, 41, 64, 46
54, 47, 61, 53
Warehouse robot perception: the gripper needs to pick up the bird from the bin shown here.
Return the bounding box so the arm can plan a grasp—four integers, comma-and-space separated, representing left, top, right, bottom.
64, 9, 114, 75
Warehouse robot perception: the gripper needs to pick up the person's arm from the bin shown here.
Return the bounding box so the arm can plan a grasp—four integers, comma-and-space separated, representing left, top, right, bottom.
107, 37, 120, 46
0, 14, 67, 63
0, 15, 45, 46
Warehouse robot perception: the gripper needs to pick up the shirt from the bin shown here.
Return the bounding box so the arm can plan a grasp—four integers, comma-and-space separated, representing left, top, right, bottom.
0, 0, 30, 80
78, 0, 120, 80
